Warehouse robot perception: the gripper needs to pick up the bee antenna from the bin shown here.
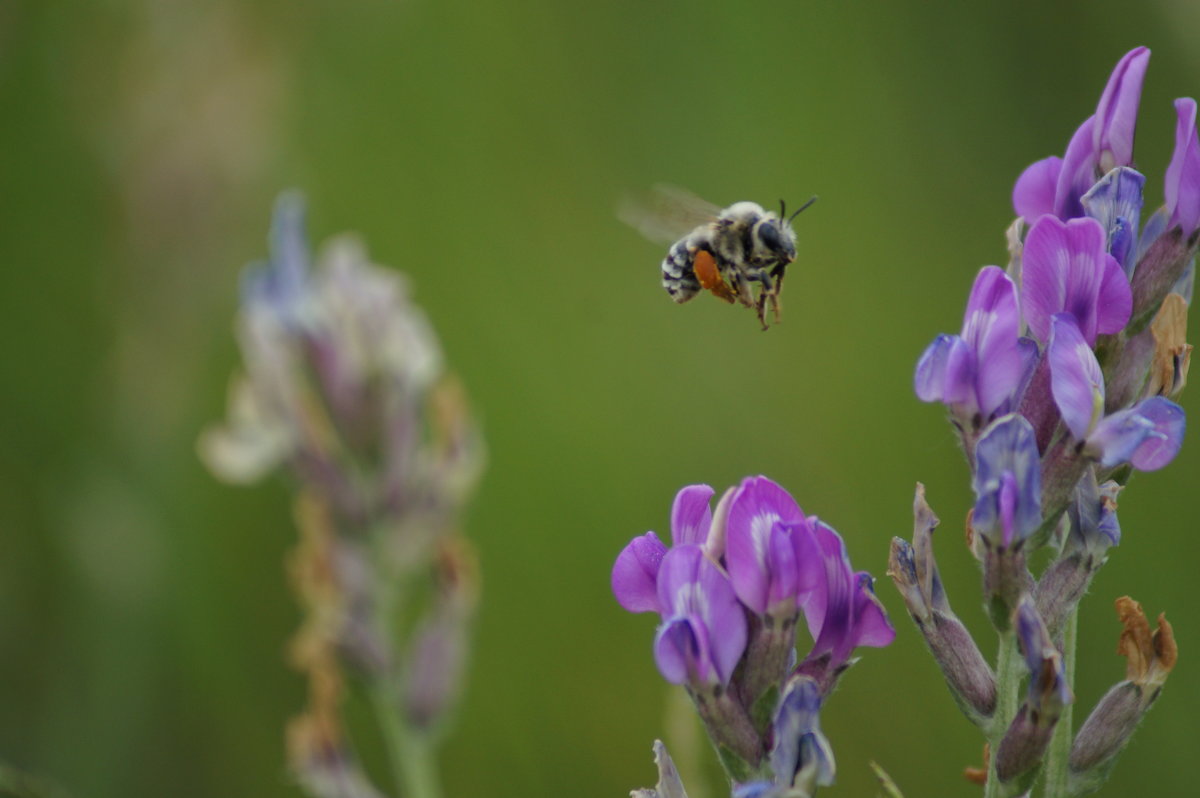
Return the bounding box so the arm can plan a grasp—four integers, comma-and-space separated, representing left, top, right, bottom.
779, 198, 786, 219
788, 195, 818, 223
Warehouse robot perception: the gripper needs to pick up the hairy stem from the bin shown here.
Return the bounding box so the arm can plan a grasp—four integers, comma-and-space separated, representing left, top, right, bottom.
1042, 607, 1079, 797
985, 631, 1022, 798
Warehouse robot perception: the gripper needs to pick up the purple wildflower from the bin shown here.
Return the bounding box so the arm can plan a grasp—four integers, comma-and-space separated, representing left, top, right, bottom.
971, 414, 1043, 549
915, 266, 1036, 427
612, 484, 717, 614
1166, 98, 1200, 237
724, 476, 818, 618
769, 675, 836, 791
1013, 48, 1149, 223
1021, 215, 1132, 345
611, 532, 668, 614
1081, 167, 1145, 276
798, 520, 895, 677
1048, 314, 1185, 470
653, 545, 747, 686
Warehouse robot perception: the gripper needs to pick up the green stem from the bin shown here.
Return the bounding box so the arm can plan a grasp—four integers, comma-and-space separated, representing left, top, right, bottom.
367, 536, 443, 798
370, 682, 443, 798
1042, 607, 1079, 798
984, 631, 1022, 798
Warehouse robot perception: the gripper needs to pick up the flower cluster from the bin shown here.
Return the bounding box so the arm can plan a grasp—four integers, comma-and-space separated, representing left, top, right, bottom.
897, 47, 1189, 794
202, 195, 483, 798
614, 477, 893, 793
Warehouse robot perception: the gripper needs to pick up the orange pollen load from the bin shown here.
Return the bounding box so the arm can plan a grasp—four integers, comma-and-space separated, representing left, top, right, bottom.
693, 250, 736, 304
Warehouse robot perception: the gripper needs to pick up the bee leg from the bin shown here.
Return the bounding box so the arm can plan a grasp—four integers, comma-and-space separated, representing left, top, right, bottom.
755, 294, 770, 331
746, 269, 775, 329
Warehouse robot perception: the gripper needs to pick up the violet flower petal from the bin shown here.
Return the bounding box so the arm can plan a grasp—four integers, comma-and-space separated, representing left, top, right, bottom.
1014, 156, 1062, 224
612, 531, 668, 613
1054, 117, 1098, 220
850, 572, 896, 649
1091, 396, 1186, 470
770, 676, 836, 790
656, 545, 747, 684
766, 522, 801, 612
1166, 98, 1200, 237
964, 267, 1028, 417
1023, 216, 1130, 344
1049, 314, 1105, 440
671, 484, 714, 546
1093, 47, 1150, 173
1082, 167, 1145, 276
725, 476, 805, 614
914, 334, 973, 406
654, 616, 711, 685
972, 414, 1043, 548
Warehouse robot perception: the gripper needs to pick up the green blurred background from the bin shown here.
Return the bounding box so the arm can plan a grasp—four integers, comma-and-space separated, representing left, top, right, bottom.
2, 1, 1198, 795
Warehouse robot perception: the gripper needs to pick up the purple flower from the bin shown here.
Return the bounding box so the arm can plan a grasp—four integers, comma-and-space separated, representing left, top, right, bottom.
1021, 215, 1132, 345
724, 476, 818, 617
1166, 98, 1200, 237
972, 414, 1043, 549
1013, 48, 1150, 223
1081, 167, 1145, 276
653, 545, 747, 686
1048, 314, 1186, 470
612, 484, 716, 614
914, 266, 1035, 424
769, 675, 836, 791
1093, 47, 1151, 175
612, 532, 668, 614
799, 521, 895, 672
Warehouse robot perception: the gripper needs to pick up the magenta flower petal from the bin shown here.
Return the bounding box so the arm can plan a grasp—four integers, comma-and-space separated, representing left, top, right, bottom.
1014, 156, 1063, 224
1054, 117, 1098, 220
655, 545, 746, 685
1095, 249, 1134, 335
653, 616, 711, 685
612, 532, 668, 613
964, 267, 1030, 417
1166, 98, 1200, 237
725, 476, 805, 614
849, 572, 896, 649
1094, 47, 1150, 173
801, 521, 846, 652
1049, 314, 1104, 440
1022, 216, 1129, 344
915, 267, 1030, 421
670, 484, 714, 546
766, 522, 801, 612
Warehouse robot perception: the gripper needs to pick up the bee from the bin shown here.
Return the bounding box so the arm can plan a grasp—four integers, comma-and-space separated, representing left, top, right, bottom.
621, 186, 816, 330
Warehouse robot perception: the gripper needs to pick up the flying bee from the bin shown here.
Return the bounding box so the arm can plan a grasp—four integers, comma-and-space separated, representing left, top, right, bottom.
621, 185, 816, 330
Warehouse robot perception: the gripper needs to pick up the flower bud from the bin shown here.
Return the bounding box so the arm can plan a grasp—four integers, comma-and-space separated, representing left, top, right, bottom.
631, 740, 690, 798
994, 600, 1072, 786
888, 486, 995, 724
1068, 598, 1177, 793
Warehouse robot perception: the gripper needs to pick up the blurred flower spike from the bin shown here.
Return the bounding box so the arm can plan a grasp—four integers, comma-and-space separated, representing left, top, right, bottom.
613, 476, 892, 786
201, 193, 484, 798
202, 193, 482, 524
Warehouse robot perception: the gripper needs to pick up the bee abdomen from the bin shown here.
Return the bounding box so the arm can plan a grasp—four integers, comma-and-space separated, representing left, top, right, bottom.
661, 239, 700, 303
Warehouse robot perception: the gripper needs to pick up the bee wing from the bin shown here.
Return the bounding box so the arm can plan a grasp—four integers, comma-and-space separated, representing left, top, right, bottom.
618, 184, 722, 244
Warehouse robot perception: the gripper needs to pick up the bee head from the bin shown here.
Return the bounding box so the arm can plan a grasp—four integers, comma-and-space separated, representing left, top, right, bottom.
753, 216, 797, 263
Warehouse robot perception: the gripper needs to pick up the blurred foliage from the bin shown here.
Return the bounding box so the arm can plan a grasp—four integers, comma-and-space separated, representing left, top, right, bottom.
1, 1, 1198, 796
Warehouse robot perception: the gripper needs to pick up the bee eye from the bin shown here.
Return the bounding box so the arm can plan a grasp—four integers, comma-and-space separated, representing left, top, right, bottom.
758, 222, 783, 250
